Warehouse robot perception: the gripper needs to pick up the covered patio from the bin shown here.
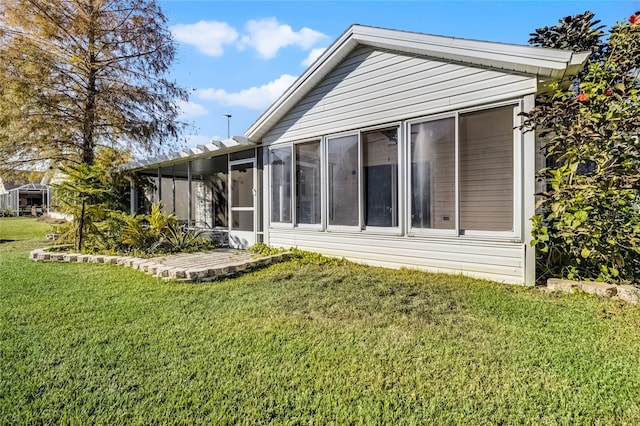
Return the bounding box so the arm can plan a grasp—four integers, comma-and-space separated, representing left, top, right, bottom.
124, 137, 263, 249
0, 183, 51, 216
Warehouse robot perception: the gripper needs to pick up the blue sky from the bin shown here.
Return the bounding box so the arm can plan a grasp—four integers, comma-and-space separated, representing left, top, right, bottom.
158, 1, 639, 148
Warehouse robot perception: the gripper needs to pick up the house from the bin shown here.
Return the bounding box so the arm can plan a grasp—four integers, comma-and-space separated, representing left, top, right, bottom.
124, 25, 588, 285
0, 177, 52, 216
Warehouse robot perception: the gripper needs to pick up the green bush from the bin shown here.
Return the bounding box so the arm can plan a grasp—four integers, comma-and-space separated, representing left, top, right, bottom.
249, 243, 286, 257
94, 204, 215, 256
524, 13, 640, 283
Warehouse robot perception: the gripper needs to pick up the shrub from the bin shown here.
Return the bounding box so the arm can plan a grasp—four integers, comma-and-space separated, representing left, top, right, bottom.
100, 204, 215, 256
524, 12, 640, 283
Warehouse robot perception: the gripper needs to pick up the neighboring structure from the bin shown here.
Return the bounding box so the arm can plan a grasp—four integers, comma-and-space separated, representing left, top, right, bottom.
124, 25, 588, 285
0, 178, 52, 216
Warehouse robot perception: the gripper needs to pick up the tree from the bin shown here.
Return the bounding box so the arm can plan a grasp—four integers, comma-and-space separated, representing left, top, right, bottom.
523, 11, 640, 283
529, 11, 605, 65
52, 146, 150, 251
0, 0, 187, 174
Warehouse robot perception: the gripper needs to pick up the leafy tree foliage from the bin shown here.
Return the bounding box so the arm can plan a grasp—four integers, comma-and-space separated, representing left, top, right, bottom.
52, 147, 147, 250
0, 0, 187, 175
524, 12, 640, 283
53, 163, 110, 251
529, 11, 605, 63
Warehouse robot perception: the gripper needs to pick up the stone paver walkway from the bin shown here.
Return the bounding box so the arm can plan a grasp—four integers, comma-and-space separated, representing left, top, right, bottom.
30, 247, 290, 282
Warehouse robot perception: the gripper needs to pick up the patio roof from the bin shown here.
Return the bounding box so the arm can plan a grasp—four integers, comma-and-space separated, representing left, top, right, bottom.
9, 183, 50, 193
122, 136, 256, 175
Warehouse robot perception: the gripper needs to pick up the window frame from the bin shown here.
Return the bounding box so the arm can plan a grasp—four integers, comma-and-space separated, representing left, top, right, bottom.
406, 100, 521, 240
266, 100, 523, 241
406, 112, 459, 237
268, 144, 294, 228
294, 139, 323, 230
359, 123, 402, 234
457, 101, 521, 239
324, 131, 362, 232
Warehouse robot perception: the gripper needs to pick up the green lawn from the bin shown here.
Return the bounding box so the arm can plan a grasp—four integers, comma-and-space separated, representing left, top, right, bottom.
1, 217, 640, 424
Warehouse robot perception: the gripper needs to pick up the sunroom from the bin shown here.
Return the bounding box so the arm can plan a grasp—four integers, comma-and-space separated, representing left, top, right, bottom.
247, 25, 588, 285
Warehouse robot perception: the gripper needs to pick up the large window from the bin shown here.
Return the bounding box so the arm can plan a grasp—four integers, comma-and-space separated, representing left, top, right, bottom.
409, 105, 515, 234
328, 135, 359, 227
270, 147, 292, 223
268, 104, 516, 237
459, 107, 513, 232
363, 128, 398, 227
411, 118, 455, 230
296, 142, 321, 224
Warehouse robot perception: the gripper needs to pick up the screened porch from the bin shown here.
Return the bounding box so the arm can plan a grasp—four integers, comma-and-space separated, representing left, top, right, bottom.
125, 137, 263, 249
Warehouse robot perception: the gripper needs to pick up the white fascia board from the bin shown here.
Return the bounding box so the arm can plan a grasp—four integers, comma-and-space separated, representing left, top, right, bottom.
351, 25, 588, 78
358, 34, 570, 78
121, 136, 257, 172
245, 29, 358, 141
245, 24, 589, 142
354, 26, 575, 62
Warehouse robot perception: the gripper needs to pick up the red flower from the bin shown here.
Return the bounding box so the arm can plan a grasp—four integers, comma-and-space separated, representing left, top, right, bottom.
576, 93, 589, 102
604, 88, 613, 96
630, 14, 639, 24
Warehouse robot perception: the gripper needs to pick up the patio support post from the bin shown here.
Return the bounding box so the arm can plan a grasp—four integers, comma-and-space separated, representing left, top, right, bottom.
130, 179, 137, 214
172, 167, 176, 214
523, 94, 537, 286
187, 161, 192, 228
157, 168, 162, 204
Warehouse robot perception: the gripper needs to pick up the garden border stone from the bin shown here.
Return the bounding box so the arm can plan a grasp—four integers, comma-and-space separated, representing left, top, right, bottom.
29, 247, 291, 283
546, 278, 639, 304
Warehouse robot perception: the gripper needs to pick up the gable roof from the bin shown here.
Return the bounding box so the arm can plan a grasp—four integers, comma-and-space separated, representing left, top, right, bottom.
246, 24, 589, 142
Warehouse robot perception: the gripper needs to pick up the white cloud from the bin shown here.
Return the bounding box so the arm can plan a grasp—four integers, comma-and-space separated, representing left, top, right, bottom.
301, 47, 327, 67
239, 18, 327, 59
177, 100, 209, 119
196, 74, 298, 109
171, 21, 238, 56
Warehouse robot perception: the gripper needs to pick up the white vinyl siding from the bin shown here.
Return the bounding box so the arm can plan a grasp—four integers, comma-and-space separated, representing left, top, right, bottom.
263, 46, 536, 144
267, 229, 525, 284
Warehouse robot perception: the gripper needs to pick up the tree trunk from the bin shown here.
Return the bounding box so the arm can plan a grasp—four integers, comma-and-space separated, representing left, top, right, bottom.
82, 2, 97, 166
78, 197, 86, 251
78, 2, 97, 251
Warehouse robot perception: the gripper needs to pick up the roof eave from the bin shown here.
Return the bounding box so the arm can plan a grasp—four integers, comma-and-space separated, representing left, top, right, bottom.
245, 26, 358, 142
245, 24, 590, 142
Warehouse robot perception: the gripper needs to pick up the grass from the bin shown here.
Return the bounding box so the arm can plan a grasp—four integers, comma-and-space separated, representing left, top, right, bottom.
1, 217, 640, 424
